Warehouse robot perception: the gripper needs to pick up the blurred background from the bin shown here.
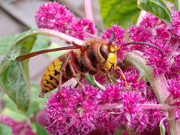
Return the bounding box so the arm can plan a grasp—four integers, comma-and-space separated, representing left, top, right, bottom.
0, 0, 103, 83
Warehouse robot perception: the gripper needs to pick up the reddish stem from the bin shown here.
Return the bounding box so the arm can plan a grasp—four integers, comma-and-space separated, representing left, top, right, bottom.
140, 103, 172, 111
84, 0, 94, 22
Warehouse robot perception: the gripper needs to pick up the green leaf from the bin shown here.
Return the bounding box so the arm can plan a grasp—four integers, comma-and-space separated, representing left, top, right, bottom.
0, 29, 37, 111
2, 94, 17, 111
166, 0, 174, 2
0, 28, 51, 111
115, 128, 123, 135
0, 123, 12, 135
31, 35, 50, 52
33, 122, 50, 135
25, 82, 50, 117
137, 0, 172, 24
0, 35, 19, 55
85, 74, 106, 90
1, 108, 27, 121
99, 0, 140, 28
85, 73, 98, 87
175, 0, 180, 10
2, 82, 47, 117
0, 34, 50, 55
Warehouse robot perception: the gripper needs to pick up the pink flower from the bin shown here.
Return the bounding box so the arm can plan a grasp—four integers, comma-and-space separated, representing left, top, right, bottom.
128, 12, 180, 77
102, 25, 125, 45
95, 73, 107, 84
0, 115, 36, 135
116, 67, 146, 91
38, 82, 167, 134
128, 14, 170, 76
168, 9, 180, 37
168, 77, 180, 107
126, 11, 180, 133
166, 52, 180, 79
69, 18, 96, 39
37, 86, 120, 135
36, 2, 95, 40
36, 2, 74, 32
101, 84, 166, 133
174, 109, 180, 120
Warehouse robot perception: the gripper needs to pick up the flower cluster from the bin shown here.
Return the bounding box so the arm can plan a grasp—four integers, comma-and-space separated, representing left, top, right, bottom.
35, 2, 180, 135
0, 115, 36, 135
128, 13, 169, 76
37, 86, 119, 135
128, 12, 180, 77
38, 84, 166, 135
169, 9, 180, 37
36, 2, 95, 40
127, 11, 180, 122
168, 77, 180, 101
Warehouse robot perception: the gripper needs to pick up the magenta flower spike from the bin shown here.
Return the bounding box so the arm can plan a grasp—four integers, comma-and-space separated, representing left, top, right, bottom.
37, 86, 122, 135
125, 11, 180, 134
35, 1, 95, 40
34, 2, 180, 135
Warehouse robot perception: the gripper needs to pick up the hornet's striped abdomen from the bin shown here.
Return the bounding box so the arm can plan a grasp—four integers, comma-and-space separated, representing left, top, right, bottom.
40, 55, 66, 96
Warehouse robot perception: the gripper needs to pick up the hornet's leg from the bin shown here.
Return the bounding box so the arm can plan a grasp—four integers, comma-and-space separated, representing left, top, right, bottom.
74, 74, 85, 88
115, 67, 128, 88
68, 61, 86, 97
103, 68, 113, 84
58, 52, 71, 95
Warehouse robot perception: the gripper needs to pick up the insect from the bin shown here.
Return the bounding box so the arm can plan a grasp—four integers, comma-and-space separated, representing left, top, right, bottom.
16, 33, 163, 98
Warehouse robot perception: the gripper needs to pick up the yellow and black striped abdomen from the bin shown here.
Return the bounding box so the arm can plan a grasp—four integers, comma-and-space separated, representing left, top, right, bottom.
40, 56, 64, 96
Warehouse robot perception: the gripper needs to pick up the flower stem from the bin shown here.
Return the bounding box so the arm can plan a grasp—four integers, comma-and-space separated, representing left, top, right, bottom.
11, 29, 85, 47
140, 103, 171, 111
36, 29, 85, 45
136, 10, 147, 25
84, 0, 94, 22
168, 111, 180, 135
123, 51, 170, 103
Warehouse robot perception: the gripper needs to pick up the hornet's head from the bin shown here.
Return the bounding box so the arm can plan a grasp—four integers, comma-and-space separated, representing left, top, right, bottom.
99, 32, 164, 71
100, 32, 119, 71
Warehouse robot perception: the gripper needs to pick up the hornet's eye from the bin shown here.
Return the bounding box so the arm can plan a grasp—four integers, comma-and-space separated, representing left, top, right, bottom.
100, 44, 109, 59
